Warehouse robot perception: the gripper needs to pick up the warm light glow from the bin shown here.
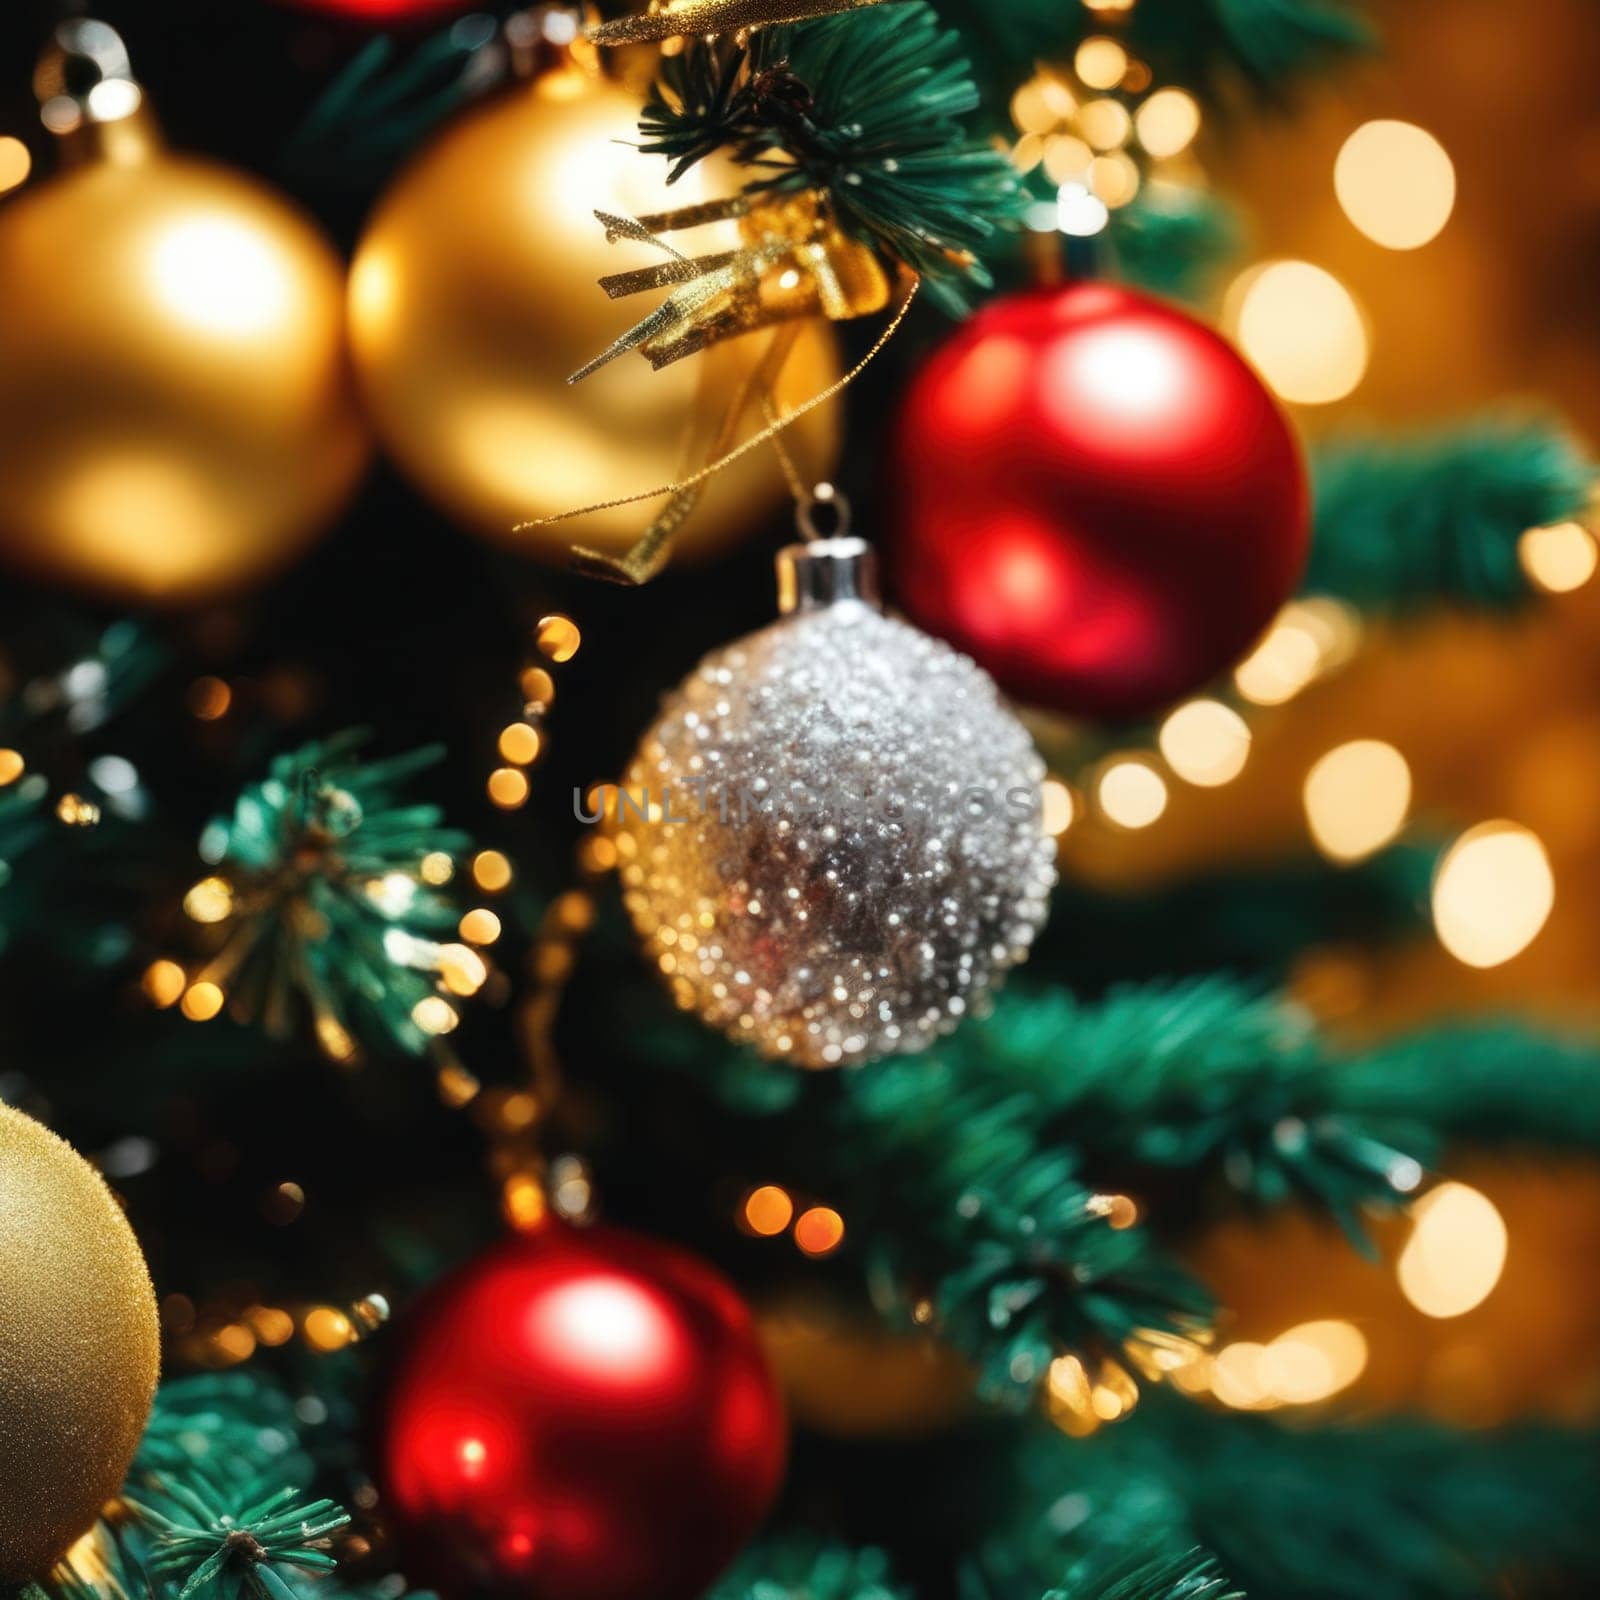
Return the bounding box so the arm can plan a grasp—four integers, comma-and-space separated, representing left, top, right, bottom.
488, 767, 531, 809
1088, 152, 1140, 208
1334, 120, 1456, 250
1056, 182, 1109, 237
1011, 73, 1077, 135
420, 851, 455, 885
439, 944, 489, 997
472, 850, 514, 892
1519, 521, 1598, 593
743, 1185, 795, 1236
1260, 1319, 1368, 1403
1432, 821, 1554, 967
460, 908, 503, 945
521, 666, 556, 706
1210, 1342, 1275, 1410
1096, 759, 1168, 829
1398, 1182, 1508, 1318
304, 1306, 354, 1351
142, 959, 187, 1008
187, 676, 233, 720
794, 1206, 846, 1257
412, 995, 460, 1035
1302, 740, 1412, 862
1158, 700, 1251, 787
536, 614, 582, 662
1135, 89, 1201, 159
1078, 98, 1132, 151
499, 722, 542, 765
148, 217, 294, 339
181, 982, 224, 1022
1231, 260, 1368, 405
1040, 778, 1075, 836
0, 749, 24, 786
1042, 134, 1093, 186
1074, 37, 1128, 90
0, 137, 31, 195
184, 875, 235, 924
1234, 617, 1322, 705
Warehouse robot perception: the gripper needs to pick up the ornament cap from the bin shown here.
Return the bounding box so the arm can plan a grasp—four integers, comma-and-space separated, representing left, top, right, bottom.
777, 536, 879, 616
35, 19, 160, 168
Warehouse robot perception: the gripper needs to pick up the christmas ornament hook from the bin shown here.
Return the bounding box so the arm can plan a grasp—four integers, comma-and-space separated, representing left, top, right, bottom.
777, 530, 878, 616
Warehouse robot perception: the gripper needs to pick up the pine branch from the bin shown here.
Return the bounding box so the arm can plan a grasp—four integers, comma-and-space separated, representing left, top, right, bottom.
1105, 185, 1240, 304
981, 1401, 1600, 1600
708, 1536, 909, 1600
284, 18, 499, 187
130, 1480, 349, 1600
910, 980, 1422, 1242
1306, 420, 1594, 613
1050, 1549, 1242, 1600
639, 3, 1023, 310
1032, 844, 1436, 991
1324, 1019, 1600, 1154
178, 731, 481, 1064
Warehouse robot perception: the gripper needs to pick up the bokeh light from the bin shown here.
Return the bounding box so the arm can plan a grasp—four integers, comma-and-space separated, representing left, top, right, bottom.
1135, 89, 1201, 159
1432, 821, 1554, 967
1158, 700, 1252, 787
1230, 260, 1369, 405
1302, 740, 1412, 861
1398, 1182, 1508, 1318
1096, 758, 1169, 829
0, 137, 32, 195
1334, 120, 1456, 250
1519, 521, 1598, 593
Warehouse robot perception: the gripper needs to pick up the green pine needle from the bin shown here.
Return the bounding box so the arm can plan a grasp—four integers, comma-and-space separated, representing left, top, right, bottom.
709, 1536, 909, 1600
130, 1479, 349, 1600
640, 3, 1023, 310
1049, 1548, 1242, 1600
189, 731, 477, 1062
1307, 420, 1594, 612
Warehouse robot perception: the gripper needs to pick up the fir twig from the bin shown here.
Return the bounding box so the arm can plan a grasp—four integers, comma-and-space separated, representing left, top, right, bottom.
708, 1536, 909, 1600
639, 3, 1022, 310
180, 731, 479, 1064
1306, 420, 1594, 612
130, 1479, 349, 1600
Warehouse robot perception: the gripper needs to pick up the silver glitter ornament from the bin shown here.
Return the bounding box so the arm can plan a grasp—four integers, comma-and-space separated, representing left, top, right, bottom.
615, 531, 1056, 1067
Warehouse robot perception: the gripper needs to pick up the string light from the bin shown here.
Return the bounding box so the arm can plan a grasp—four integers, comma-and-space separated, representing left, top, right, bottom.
1135, 88, 1201, 159
1432, 821, 1554, 967
536, 614, 581, 663
1229, 260, 1369, 405
742, 1185, 794, 1236
0, 749, 25, 786
1398, 1182, 1508, 1318
180, 982, 224, 1021
1302, 740, 1412, 862
1334, 120, 1455, 250
1158, 699, 1251, 787
0, 136, 30, 195
1040, 778, 1076, 836
1519, 520, 1598, 593
187, 676, 232, 720
1096, 757, 1168, 829
472, 849, 513, 892
793, 1205, 845, 1257
141, 960, 186, 1008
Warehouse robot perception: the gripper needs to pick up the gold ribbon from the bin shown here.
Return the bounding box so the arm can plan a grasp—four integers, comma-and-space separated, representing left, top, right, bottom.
587, 0, 900, 46
568, 191, 890, 382
513, 275, 919, 581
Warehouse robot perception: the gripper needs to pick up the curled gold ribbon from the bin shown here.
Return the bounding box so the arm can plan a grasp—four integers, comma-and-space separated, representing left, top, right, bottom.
513, 275, 919, 577
587, 0, 900, 46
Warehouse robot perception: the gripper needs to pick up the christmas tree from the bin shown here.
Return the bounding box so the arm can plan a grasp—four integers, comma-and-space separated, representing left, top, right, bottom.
1, 2, 1598, 1599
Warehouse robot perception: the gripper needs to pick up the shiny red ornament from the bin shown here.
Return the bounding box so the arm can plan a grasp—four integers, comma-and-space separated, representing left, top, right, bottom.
378, 1223, 785, 1600
889, 283, 1309, 721
282, 0, 469, 22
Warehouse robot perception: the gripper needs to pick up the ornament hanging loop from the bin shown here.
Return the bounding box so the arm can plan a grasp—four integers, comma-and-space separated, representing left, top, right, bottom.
794, 483, 851, 543
777, 531, 878, 615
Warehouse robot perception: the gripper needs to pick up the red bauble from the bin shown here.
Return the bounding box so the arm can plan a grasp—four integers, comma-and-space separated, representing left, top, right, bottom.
378, 1223, 785, 1600
283, 0, 469, 22
889, 283, 1309, 720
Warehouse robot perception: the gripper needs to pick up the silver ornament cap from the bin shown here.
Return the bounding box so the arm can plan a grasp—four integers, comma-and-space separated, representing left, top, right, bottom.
615, 526, 1056, 1068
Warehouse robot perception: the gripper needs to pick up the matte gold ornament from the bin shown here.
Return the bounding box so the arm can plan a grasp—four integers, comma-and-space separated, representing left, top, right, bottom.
0, 26, 367, 604
0, 1102, 160, 1582
348, 67, 841, 564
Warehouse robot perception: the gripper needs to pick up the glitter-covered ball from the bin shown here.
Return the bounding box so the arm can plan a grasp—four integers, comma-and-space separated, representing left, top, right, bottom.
615, 537, 1055, 1067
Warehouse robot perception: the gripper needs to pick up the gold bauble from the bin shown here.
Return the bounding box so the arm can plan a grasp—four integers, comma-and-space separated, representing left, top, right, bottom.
0, 1103, 159, 1581
348, 69, 841, 562
0, 110, 368, 603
